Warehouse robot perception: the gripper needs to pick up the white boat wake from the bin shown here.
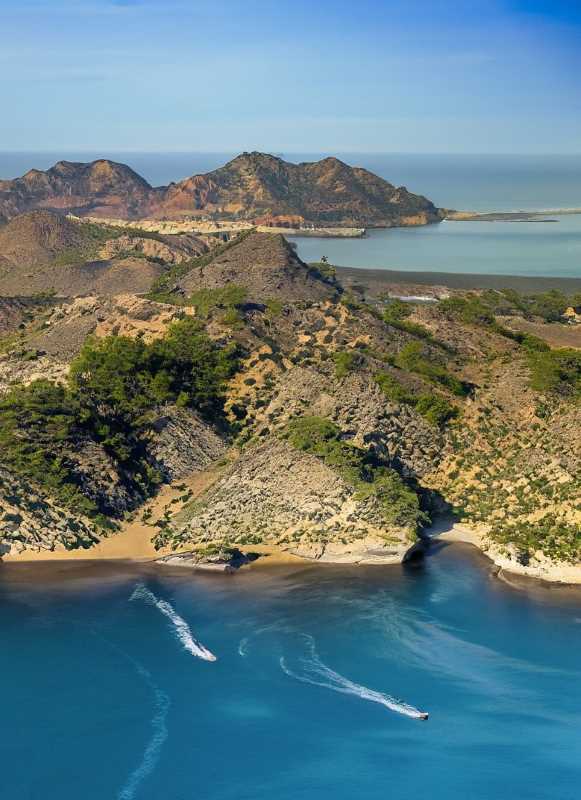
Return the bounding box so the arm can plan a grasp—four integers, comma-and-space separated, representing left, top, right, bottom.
130, 584, 217, 662
118, 661, 170, 800
280, 635, 428, 720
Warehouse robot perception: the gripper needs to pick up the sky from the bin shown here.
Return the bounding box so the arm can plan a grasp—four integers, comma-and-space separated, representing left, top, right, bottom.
0, 0, 580, 154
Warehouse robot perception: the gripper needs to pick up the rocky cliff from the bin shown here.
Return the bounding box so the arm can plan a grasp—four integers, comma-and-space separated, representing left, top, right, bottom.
0, 153, 443, 228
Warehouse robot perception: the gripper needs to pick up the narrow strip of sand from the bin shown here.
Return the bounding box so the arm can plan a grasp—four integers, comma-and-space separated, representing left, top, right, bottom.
3, 469, 220, 563
438, 523, 581, 585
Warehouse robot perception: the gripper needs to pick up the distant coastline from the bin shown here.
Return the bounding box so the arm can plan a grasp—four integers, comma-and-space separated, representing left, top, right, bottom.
335, 265, 581, 294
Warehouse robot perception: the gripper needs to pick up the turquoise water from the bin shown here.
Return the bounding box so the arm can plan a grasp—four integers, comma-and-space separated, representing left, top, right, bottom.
2, 152, 581, 277
288, 216, 581, 278
1, 546, 580, 800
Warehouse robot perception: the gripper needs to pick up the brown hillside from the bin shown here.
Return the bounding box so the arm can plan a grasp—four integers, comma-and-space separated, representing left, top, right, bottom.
154, 152, 442, 226
0, 210, 102, 268
0, 153, 442, 228
177, 232, 339, 303
0, 159, 153, 220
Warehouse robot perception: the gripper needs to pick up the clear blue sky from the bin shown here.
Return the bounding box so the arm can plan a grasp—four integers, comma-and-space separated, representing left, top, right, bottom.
1, 0, 580, 153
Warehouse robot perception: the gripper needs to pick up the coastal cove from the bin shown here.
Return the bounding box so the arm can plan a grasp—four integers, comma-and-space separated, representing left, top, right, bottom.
289, 214, 581, 279
1, 547, 580, 800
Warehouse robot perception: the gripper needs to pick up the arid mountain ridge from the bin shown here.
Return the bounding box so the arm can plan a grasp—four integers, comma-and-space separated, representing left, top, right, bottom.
0, 152, 443, 227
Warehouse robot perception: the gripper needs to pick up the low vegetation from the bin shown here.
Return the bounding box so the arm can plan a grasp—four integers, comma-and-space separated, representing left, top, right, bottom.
374, 371, 458, 427
0, 319, 239, 519
394, 341, 468, 396
147, 229, 254, 300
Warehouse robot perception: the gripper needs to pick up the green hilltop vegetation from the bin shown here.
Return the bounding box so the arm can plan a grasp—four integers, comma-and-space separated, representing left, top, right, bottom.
283, 416, 427, 531
0, 318, 239, 521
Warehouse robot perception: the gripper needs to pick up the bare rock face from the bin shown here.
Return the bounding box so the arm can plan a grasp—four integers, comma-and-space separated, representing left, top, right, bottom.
148, 406, 227, 482
178, 232, 338, 303
98, 232, 209, 264
239, 366, 446, 480
171, 438, 414, 563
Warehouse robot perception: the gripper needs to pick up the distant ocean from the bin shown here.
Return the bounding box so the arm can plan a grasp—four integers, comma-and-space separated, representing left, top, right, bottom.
2, 152, 581, 277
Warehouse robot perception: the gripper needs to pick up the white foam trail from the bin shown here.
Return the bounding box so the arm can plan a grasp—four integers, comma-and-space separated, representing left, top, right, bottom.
118, 663, 170, 800
238, 637, 250, 658
280, 636, 427, 720
130, 584, 217, 662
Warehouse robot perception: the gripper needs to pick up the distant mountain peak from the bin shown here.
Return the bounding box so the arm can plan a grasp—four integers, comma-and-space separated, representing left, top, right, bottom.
0, 153, 442, 227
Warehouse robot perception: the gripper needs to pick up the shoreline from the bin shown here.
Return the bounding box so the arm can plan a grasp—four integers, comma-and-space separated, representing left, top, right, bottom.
335, 265, 581, 293
436, 523, 581, 586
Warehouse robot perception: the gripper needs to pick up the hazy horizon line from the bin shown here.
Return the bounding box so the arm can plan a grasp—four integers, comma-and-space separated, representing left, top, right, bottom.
1, 150, 581, 158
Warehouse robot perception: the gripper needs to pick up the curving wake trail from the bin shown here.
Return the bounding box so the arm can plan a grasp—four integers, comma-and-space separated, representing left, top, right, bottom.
280, 636, 428, 720
130, 584, 217, 662
118, 662, 170, 800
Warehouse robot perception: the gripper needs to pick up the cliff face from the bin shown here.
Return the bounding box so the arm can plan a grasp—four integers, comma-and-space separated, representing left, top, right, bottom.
0, 153, 443, 227
0, 160, 153, 220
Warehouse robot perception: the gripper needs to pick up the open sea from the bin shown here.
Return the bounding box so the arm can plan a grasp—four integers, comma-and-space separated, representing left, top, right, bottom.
1, 546, 580, 800
2, 151, 581, 277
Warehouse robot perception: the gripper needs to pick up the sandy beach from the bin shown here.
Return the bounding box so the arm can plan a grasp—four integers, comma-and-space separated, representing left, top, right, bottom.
2, 466, 308, 570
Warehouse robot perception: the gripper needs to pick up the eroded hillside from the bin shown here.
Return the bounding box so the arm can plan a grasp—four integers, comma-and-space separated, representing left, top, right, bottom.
0, 225, 579, 575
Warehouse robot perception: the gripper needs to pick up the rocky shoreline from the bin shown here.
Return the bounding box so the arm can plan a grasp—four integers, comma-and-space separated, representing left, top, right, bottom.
435, 521, 581, 586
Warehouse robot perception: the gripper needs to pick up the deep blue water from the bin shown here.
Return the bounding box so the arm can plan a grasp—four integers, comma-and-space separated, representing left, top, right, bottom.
1, 545, 580, 800
2, 151, 581, 277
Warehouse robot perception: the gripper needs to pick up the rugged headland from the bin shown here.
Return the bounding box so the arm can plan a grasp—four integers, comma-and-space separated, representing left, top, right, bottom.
0, 152, 443, 228
0, 209, 579, 582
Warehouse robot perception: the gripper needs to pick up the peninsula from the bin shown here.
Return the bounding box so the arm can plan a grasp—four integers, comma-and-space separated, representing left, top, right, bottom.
0, 152, 443, 229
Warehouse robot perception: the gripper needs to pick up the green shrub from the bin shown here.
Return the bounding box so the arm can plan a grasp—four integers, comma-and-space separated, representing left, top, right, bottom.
284, 416, 426, 529
414, 394, 458, 427
186, 285, 247, 318
395, 341, 467, 396
2, 319, 240, 516
374, 372, 414, 404
333, 350, 363, 378
0, 381, 97, 517
526, 348, 581, 396
374, 371, 458, 427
